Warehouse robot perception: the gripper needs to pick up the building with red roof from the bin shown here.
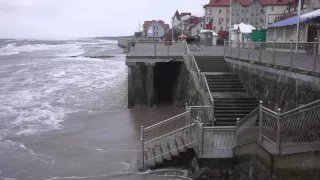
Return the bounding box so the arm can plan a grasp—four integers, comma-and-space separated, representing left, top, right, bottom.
142, 20, 170, 39
203, 0, 296, 33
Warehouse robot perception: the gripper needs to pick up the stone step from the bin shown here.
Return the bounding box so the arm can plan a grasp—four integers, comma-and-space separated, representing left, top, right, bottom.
161, 144, 172, 161
198, 65, 227, 68
211, 88, 246, 92
154, 145, 164, 165
215, 113, 249, 118
175, 136, 187, 153
209, 85, 244, 88
215, 109, 255, 113
200, 68, 230, 71
206, 79, 240, 82
215, 106, 258, 110
214, 99, 258, 102
197, 62, 226, 64
215, 103, 259, 107
168, 138, 179, 157
215, 121, 238, 126
207, 81, 242, 85
206, 75, 238, 79
146, 148, 156, 168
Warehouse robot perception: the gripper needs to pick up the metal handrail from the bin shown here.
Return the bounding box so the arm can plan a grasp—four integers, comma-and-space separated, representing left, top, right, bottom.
201, 73, 213, 103
185, 41, 191, 55
144, 123, 195, 145
281, 104, 320, 120
143, 111, 189, 131
204, 126, 236, 130
261, 106, 278, 116
280, 99, 320, 116
238, 107, 259, 125
188, 105, 212, 108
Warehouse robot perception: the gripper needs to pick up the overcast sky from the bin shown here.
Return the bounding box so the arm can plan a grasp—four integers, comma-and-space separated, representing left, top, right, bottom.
0, 0, 208, 39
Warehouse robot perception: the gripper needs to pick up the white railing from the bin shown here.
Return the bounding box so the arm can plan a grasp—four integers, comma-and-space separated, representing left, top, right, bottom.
127, 41, 188, 57
140, 105, 211, 170
224, 40, 320, 72
236, 99, 320, 154
183, 48, 215, 123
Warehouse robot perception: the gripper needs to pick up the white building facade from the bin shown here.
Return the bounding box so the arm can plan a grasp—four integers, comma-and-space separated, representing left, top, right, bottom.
143, 20, 169, 38
204, 0, 294, 32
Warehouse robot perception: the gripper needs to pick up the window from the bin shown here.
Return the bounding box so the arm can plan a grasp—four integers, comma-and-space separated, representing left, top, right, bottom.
197, 30, 200, 34
207, 9, 212, 15
227, 26, 229, 30
261, 9, 264, 13
213, 26, 216, 30
271, 6, 274, 11
219, 9, 221, 13
260, 18, 264, 23
220, 26, 223, 31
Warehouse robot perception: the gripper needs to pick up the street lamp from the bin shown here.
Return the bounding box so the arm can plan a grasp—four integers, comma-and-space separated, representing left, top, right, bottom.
296, 0, 302, 53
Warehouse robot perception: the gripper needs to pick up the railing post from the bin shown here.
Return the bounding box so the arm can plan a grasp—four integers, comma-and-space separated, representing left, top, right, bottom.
238, 41, 240, 60
236, 118, 240, 146
154, 42, 157, 56
247, 42, 250, 60
230, 41, 233, 58
201, 123, 204, 157
276, 108, 282, 155
313, 38, 317, 71
212, 99, 215, 126
224, 40, 226, 57
258, 40, 262, 62
290, 40, 293, 68
259, 101, 263, 144
141, 126, 145, 170
185, 103, 189, 125
272, 39, 276, 65
184, 42, 187, 55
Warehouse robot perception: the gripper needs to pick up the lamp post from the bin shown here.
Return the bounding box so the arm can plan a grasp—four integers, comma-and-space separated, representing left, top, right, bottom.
295, 0, 302, 53
229, 0, 232, 42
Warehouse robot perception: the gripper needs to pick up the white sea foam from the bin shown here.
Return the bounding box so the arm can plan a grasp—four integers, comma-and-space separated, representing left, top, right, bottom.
0, 42, 85, 57
0, 52, 126, 136
45, 169, 190, 180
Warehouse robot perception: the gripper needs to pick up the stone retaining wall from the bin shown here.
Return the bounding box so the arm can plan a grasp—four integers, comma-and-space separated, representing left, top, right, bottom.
233, 142, 320, 180
226, 58, 320, 112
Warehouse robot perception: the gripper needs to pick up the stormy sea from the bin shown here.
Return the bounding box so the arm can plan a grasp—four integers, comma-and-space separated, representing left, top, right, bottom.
0, 38, 189, 180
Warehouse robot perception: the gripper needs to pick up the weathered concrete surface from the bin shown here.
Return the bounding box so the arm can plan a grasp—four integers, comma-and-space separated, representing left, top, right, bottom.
233, 141, 320, 180
173, 62, 204, 107
226, 58, 320, 112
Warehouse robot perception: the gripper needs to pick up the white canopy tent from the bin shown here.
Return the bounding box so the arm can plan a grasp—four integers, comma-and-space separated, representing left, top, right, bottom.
232, 23, 256, 34
231, 23, 256, 42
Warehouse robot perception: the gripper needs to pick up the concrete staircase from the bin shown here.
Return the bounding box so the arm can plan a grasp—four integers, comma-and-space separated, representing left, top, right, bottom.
195, 56, 259, 126
142, 133, 195, 170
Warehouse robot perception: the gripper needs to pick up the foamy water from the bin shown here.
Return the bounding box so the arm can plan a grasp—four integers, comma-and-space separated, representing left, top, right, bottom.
0, 39, 126, 138
0, 39, 189, 180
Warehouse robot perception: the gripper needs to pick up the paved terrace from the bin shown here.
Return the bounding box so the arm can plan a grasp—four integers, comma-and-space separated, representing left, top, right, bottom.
225, 44, 320, 73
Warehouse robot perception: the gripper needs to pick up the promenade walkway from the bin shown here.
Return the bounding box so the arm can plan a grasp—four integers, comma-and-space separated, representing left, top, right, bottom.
225, 45, 320, 73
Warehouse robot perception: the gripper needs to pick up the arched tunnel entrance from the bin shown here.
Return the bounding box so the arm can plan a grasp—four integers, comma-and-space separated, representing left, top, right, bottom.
154, 62, 182, 105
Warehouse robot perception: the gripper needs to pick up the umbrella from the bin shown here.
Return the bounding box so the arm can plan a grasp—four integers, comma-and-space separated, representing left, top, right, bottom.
179, 34, 187, 38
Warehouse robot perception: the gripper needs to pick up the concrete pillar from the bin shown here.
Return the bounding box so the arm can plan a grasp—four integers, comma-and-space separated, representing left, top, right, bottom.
145, 62, 155, 108
127, 65, 136, 108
